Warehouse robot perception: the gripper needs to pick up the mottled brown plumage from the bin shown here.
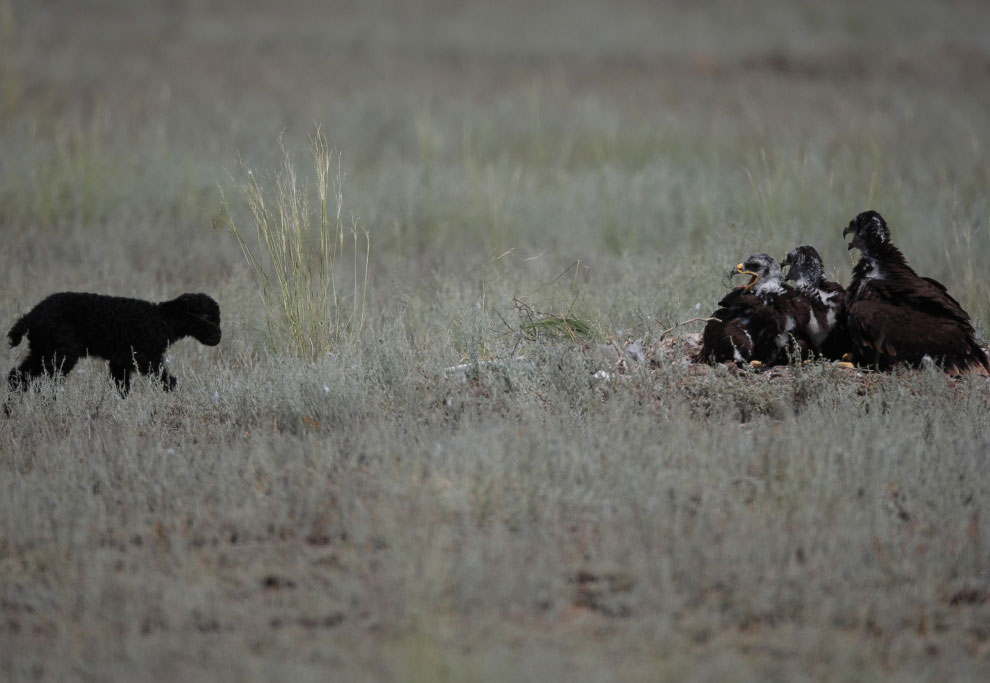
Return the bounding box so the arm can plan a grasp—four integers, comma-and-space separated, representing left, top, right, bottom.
843, 211, 989, 374
696, 253, 812, 366
782, 245, 849, 360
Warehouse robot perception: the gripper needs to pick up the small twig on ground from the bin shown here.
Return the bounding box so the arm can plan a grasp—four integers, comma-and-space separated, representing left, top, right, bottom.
513, 298, 538, 332
658, 317, 720, 342
607, 335, 628, 373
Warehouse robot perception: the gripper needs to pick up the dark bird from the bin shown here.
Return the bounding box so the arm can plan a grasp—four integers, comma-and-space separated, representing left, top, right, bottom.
782, 245, 849, 360
843, 210, 989, 374
695, 253, 812, 366
7, 292, 222, 398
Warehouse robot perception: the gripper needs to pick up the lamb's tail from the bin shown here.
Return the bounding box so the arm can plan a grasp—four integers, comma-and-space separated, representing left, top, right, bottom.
7, 314, 30, 347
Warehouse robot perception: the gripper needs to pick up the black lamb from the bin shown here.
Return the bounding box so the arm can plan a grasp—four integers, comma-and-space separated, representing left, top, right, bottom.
6, 292, 221, 396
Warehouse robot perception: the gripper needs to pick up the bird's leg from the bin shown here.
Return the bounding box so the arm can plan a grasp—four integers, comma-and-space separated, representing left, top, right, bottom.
835, 351, 856, 369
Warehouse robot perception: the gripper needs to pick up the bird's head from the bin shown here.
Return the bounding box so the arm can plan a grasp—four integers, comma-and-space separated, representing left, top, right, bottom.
842, 210, 890, 255
782, 245, 825, 287
733, 253, 782, 293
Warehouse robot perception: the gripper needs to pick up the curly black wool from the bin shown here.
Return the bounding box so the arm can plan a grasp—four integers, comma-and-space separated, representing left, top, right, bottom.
7, 292, 221, 396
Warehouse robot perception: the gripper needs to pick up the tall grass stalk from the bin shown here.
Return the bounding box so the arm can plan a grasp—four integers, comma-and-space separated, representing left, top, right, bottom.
221, 131, 369, 357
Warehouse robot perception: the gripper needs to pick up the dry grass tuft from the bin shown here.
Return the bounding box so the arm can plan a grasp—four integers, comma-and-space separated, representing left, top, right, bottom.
220, 130, 369, 358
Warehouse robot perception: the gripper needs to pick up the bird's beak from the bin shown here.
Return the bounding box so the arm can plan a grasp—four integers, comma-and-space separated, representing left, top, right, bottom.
734, 263, 759, 290
843, 225, 855, 250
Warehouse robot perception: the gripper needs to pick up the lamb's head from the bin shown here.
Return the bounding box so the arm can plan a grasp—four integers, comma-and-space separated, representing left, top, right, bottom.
163, 293, 222, 346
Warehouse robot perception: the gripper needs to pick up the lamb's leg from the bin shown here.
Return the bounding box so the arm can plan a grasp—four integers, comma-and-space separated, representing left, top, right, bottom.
148, 361, 177, 391
157, 367, 178, 392
7, 366, 28, 393
108, 361, 133, 396
5, 351, 78, 415
9, 349, 77, 391
9, 354, 45, 392
134, 353, 176, 392
2, 365, 32, 416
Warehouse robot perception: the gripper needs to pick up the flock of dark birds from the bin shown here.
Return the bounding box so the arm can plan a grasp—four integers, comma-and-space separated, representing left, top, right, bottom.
695, 210, 990, 376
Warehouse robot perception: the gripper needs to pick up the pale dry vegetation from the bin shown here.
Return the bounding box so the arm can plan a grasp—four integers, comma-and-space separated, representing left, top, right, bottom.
2, 1, 990, 681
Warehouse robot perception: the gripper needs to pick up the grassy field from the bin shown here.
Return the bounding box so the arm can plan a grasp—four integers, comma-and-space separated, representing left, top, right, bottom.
2, 1, 990, 680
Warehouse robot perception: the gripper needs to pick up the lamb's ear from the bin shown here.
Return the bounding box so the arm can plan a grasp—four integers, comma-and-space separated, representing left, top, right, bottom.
159, 295, 182, 315
159, 295, 197, 324
163, 293, 196, 308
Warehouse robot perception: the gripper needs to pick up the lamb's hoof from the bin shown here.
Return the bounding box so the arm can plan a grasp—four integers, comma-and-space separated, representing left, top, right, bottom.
836, 361, 855, 369
749, 360, 763, 369
840, 352, 854, 362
